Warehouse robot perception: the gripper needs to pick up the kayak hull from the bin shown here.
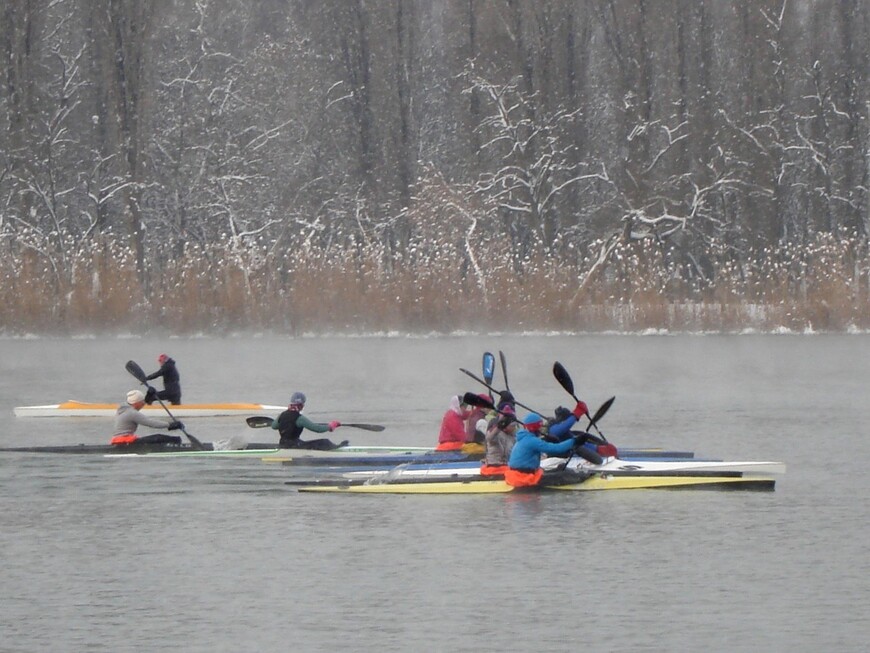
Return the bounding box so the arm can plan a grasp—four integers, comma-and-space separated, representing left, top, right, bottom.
13, 401, 284, 418
294, 473, 777, 493
343, 458, 786, 480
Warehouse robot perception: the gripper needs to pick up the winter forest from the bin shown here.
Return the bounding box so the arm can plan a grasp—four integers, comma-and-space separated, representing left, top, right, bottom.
1, 0, 869, 334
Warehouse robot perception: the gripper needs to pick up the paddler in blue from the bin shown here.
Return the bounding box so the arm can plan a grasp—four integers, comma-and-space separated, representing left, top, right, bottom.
505, 412, 582, 487
144, 354, 182, 405
271, 392, 347, 450
110, 390, 185, 446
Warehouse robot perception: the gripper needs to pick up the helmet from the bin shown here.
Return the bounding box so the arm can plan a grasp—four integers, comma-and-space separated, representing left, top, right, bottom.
126, 389, 145, 405
522, 413, 543, 430
289, 391, 306, 406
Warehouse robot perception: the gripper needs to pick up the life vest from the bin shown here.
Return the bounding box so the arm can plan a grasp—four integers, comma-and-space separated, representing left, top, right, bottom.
435, 441, 464, 451
479, 464, 508, 477
504, 467, 544, 487
110, 434, 138, 445
276, 410, 304, 446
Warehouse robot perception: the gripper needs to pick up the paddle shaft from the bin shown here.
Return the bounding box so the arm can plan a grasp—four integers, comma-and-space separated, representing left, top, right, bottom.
246, 415, 384, 432
125, 360, 204, 450
459, 368, 542, 415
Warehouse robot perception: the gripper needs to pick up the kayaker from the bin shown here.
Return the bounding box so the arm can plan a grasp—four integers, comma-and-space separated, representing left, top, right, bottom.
436, 395, 472, 451
480, 408, 518, 476
547, 404, 618, 459
505, 412, 585, 487
271, 392, 347, 450
144, 354, 182, 405
544, 401, 589, 441
110, 390, 185, 446
464, 393, 490, 446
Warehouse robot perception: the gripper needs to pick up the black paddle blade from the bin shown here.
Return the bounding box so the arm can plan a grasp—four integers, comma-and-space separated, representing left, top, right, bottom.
246, 416, 275, 428
589, 396, 615, 426
482, 352, 495, 385
125, 360, 148, 384
499, 350, 510, 390
463, 392, 494, 410
342, 423, 386, 432
553, 361, 576, 397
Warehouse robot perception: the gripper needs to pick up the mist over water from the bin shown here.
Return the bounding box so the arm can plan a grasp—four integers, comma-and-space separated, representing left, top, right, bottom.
1, 335, 868, 652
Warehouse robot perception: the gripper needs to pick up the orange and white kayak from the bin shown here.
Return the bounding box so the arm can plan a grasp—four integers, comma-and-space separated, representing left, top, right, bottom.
13, 400, 285, 418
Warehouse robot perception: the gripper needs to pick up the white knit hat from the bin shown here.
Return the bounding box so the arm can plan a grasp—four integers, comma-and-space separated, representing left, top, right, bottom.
126, 389, 145, 405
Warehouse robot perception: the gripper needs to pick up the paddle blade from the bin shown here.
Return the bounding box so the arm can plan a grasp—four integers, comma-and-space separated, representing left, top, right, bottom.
553, 361, 578, 399
463, 392, 494, 410
589, 396, 615, 426
125, 360, 148, 384
342, 423, 386, 432
247, 415, 275, 428
482, 352, 495, 385
499, 350, 510, 390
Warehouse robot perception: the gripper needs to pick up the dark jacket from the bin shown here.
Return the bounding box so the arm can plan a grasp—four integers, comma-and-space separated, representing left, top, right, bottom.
145, 358, 181, 403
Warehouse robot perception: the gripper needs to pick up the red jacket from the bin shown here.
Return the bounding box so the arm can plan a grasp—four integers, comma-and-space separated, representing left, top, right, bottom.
438, 396, 469, 446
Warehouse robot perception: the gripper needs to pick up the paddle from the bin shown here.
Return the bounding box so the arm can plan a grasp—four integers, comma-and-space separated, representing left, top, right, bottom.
482, 352, 495, 402
459, 368, 541, 415
125, 360, 204, 450
552, 361, 612, 442
245, 415, 385, 432
499, 350, 510, 393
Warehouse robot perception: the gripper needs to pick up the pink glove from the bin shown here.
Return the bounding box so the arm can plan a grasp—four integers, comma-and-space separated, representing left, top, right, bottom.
572, 401, 589, 419
328, 420, 341, 431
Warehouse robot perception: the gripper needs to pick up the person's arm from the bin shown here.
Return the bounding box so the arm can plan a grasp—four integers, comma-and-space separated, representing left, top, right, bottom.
295, 414, 331, 433
534, 437, 576, 457
548, 415, 578, 441
145, 363, 166, 382
131, 410, 173, 429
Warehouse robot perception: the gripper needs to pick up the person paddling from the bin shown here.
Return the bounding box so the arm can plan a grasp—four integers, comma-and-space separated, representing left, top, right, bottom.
145, 354, 182, 405
110, 390, 185, 446
271, 392, 347, 450
436, 395, 472, 451
505, 412, 585, 487
480, 408, 519, 477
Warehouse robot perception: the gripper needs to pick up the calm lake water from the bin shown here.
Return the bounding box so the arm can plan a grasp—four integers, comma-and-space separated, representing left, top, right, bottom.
1, 334, 868, 652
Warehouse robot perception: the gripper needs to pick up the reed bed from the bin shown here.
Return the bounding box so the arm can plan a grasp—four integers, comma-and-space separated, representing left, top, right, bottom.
1, 231, 868, 335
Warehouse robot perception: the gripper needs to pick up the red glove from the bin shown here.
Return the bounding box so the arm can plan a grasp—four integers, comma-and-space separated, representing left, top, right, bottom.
572, 402, 588, 419
328, 420, 341, 431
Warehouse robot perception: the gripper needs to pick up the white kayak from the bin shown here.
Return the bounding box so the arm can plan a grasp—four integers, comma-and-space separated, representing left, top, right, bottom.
14, 400, 285, 418
342, 457, 787, 480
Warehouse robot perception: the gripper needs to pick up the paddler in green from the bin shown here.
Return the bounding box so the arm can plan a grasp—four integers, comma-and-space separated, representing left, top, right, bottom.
271, 392, 347, 450
110, 390, 185, 446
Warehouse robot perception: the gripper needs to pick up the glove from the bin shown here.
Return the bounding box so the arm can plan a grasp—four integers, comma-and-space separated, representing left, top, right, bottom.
554, 406, 571, 422
328, 420, 341, 432
168, 420, 184, 431
572, 401, 589, 419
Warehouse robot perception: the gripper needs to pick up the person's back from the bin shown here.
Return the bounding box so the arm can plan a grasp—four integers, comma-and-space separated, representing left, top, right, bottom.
272, 392, 344, 450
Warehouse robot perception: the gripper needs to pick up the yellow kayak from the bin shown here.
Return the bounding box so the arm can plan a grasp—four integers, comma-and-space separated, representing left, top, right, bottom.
294, 474, 777, 494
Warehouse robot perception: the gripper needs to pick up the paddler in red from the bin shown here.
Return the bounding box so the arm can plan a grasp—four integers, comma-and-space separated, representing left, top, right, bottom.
436, 395, 471, 451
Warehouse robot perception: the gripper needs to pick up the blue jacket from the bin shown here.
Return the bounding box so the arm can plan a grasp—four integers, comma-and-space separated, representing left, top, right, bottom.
508, 428, 575, 471
547, 415, 578, 441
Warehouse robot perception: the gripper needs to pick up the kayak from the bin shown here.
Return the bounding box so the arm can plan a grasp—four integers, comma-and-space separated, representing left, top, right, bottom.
341, 458, 787, 480
13, 400, 285, 418
291, 472, 778, 493
266, 448, 697, 466
0, 442, 429, 457
103, 445, 445, 460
